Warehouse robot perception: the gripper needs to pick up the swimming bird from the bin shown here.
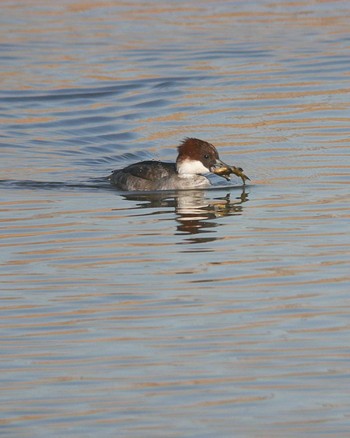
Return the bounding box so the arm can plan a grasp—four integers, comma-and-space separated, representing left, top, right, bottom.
109, 137, 248, 191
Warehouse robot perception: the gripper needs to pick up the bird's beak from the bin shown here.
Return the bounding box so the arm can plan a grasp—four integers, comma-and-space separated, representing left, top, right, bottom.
209, 158, 230, 173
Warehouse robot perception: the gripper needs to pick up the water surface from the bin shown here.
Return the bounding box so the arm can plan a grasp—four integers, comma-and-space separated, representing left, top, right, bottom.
1, 1, 350, 437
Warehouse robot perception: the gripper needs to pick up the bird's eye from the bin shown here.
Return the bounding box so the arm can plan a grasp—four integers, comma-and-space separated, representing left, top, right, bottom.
204, 154, 210, 159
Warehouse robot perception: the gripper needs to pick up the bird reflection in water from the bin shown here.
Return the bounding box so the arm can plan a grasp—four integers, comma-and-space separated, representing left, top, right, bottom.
122, 188, 249, 243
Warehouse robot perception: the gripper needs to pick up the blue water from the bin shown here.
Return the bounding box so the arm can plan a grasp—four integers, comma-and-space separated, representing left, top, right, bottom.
1, 1, 350, 437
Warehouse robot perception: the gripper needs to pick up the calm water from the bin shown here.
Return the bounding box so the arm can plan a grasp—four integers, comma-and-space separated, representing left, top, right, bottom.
1, 1, 350, 436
